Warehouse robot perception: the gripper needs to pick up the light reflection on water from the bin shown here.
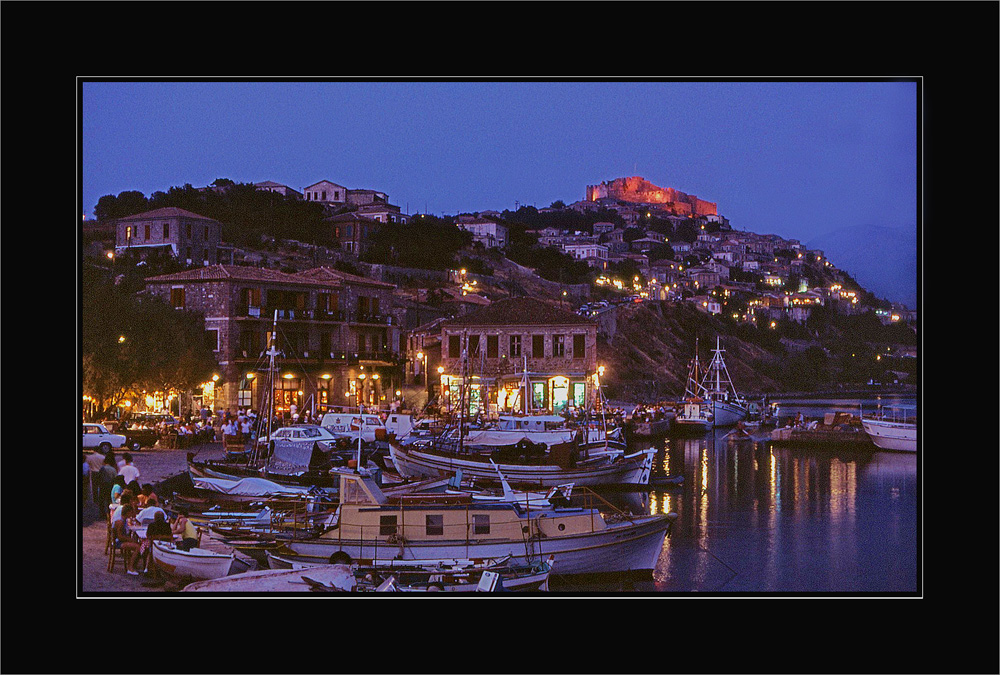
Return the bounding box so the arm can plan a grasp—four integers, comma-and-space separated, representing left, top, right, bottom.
639, 419, 918, 594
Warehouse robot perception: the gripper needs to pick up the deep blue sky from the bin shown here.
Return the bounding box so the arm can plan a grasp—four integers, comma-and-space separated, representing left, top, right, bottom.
81, 79, 917, 244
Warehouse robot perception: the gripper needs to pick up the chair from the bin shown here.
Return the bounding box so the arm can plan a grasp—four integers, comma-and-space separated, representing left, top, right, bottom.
107, 538, 126, 573
104, 517, 114, 556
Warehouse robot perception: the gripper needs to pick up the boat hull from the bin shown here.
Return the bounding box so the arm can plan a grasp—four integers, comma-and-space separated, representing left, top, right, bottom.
264, 553, 552, 592
388, 443, 655, 489
862, 419, 917, 452
152, 541, 236, 581
708, 400, 748, 427
285, 514, 669, 575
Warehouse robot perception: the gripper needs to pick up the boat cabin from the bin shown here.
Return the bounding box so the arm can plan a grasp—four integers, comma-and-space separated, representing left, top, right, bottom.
323, 469, 606, 545
496, 414, 566, 432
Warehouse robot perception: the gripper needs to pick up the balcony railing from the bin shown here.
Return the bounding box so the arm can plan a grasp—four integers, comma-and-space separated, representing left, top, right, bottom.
232, 349, 402, 365
237, 306, 346, 322
353, 312, 397, 326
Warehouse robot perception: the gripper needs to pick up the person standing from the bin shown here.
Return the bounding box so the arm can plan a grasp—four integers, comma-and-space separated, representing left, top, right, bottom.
85, 450, 106, 505
119, 453, 140, 485
98, 454, 119, 511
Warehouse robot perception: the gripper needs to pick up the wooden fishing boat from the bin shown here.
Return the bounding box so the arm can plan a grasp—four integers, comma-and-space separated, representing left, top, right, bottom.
264, 551, 555, 592
389, 437, 654, 489
281, 468, 674, 575
151, 540, 243, 581
183, 555, 553, 593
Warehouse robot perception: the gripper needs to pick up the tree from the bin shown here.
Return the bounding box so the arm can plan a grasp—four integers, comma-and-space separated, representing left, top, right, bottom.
81, 268, 218, 420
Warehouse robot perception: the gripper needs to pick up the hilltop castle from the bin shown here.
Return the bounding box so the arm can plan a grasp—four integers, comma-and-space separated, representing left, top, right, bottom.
586, 176, 717, 218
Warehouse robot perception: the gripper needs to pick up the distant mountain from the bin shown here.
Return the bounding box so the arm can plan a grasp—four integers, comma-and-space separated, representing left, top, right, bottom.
807, 225, 917, 309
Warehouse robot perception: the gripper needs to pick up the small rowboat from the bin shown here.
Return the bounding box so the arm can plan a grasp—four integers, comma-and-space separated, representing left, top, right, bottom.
186, 555, 554, 593
151, 540, 240, 581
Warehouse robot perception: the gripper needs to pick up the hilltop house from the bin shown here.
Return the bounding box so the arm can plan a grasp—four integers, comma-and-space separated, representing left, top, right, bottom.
114, 207, 226, 266
254, 181, 302, 199
303, 180, 348, 206
456, 216, 508, 249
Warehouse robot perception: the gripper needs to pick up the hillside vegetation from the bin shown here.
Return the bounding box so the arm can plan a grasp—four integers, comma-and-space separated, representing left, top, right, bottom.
597, 301, 916, 402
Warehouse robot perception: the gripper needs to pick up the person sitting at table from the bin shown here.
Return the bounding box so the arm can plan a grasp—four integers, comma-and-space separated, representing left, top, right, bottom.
139, 510, 174, 578
112, 504, 144, 575
136, 484, 157, 508
137, 495, 167, 524
171, 508, 200, 551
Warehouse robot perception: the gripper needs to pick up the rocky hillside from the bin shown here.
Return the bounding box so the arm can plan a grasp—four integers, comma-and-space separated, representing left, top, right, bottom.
598, 302, 785, 402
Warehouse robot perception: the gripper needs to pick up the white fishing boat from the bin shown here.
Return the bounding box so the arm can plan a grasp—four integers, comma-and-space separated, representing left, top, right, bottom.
151, 540, 240, 581
861, 404, 917, 452
282, 468, 674, 575
672, 399, 713, 432
672, 340, 714, 432
388, 435, 654, 489
699, 337, 749, 427
185, 555, 554, 592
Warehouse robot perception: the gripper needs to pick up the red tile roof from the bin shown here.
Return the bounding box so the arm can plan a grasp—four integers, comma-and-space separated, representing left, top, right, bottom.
297, 266, 395, 289
116, 207, 220, 222
144, 264, 342, 288
443, 297, 596, 327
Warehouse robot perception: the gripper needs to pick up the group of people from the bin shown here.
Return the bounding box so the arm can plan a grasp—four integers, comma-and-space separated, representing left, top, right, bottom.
82, 447, 200, 577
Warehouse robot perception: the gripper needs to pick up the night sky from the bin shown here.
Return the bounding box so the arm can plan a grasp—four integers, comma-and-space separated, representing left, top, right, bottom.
81, 79, 917, 245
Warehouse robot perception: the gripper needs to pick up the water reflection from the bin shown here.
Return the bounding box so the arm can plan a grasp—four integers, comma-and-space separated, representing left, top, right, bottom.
637, 424, 917, 593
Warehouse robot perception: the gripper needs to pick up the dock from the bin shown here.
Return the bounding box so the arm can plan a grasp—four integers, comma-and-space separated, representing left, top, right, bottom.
768, 412, 875, 448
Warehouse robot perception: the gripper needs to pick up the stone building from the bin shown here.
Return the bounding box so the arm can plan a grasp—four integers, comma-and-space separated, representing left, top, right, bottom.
114, 207, 224, 265
585, 176, 718, 217
254, 181, 303, 199
303, 180, 348, 206
325, 212, 381, 255
143, 264, 402, 416
455, 216, 508, 249
437, 297, 599, 416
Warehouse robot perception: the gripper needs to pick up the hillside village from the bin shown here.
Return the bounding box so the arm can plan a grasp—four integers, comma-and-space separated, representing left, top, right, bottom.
80, 175, 917, 420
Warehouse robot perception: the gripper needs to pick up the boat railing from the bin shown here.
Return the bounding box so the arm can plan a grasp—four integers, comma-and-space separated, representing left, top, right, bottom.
861, 403, 916, 425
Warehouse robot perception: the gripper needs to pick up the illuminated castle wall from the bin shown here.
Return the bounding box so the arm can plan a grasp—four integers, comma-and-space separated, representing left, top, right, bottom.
586, 176, 717, 217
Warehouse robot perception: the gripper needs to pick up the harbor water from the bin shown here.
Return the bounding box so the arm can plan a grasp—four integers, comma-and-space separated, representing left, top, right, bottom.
551, 395, 919, 594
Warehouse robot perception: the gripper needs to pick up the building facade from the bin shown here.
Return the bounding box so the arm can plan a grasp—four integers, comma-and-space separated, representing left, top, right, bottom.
143, 264, 402, 416
115, 207, 223, 265
437, 297, 599, 416
303, 181, 348, 206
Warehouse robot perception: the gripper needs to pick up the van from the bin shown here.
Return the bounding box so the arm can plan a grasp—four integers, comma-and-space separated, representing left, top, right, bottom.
320, 412, 386, 443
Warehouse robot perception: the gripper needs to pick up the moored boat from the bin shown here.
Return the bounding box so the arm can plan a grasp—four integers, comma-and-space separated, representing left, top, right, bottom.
388, 435, 655, 489
263, 551, 555, 592
151, 540, 244, 581
861, 404, 917, 452
699, 337, 749, 427
183, 555, 553, 592
282, 468, 674, 575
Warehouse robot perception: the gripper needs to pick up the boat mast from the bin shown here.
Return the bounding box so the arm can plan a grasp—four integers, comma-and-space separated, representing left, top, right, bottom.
260, 310, 279, 468
458, 331, 468, 454
522, 355, 531, 415
702, 336, 740, 402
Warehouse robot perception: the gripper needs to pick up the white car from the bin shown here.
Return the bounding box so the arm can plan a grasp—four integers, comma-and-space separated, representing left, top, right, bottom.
82, 423, 129, 453
259, 424, 350, 445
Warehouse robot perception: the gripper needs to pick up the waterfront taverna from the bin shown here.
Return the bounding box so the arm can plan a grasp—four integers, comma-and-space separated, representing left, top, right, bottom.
437, 297, 600, 416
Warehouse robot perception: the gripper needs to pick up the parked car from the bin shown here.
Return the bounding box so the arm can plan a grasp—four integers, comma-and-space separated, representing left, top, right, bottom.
259, 424, 350, 445
82, 423, 129, 453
